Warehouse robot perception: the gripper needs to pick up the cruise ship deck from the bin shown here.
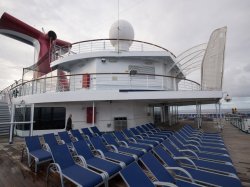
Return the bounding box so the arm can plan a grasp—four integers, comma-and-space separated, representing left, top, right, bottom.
0, 121, 249, 187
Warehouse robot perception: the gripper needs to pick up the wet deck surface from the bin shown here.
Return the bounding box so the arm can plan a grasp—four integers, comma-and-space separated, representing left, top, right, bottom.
0, 120, 250, 187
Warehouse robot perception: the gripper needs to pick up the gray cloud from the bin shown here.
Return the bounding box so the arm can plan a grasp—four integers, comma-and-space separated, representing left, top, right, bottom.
0, 0, 250, 96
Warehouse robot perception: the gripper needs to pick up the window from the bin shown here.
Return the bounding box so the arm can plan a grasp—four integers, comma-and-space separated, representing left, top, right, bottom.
33, 107, 66, 130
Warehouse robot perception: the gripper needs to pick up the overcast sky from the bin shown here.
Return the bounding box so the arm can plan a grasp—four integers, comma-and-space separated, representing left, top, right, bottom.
0, 0, 250, 97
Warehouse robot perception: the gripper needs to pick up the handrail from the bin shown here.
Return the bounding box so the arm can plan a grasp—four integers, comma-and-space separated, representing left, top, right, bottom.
8, 72, 200, 91
54, 38, 176, 58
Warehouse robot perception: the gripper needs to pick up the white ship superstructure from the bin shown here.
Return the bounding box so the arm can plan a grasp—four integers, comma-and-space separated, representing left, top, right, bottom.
0, 14, 227, 139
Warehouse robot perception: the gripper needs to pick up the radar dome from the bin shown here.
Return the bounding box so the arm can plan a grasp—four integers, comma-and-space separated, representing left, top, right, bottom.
109, 20, 134, 51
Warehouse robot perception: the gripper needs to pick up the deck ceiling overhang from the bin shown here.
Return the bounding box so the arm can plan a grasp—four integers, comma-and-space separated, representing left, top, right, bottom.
12, 90, 223, 106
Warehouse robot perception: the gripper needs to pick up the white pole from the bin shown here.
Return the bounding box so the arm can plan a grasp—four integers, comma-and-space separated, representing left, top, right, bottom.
30, 104, 34, 136
9, 104, 15, 144
92, 101, 95, 126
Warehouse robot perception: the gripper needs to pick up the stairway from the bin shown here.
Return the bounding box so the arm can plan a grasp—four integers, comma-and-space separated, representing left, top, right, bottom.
0, 101, 11, 136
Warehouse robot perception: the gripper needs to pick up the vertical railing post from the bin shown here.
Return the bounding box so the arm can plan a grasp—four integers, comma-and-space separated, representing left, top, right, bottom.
30, 104, 34, 136
92, 101, 95, 127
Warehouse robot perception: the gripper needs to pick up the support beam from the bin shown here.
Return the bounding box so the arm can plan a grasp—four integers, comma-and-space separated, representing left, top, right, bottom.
9, 104, 15, 144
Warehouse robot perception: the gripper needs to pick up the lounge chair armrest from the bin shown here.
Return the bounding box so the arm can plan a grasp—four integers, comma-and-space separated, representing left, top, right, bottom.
93, 149, 105, 158
179, 149, 199, 159
73, 155, 87, 167
147, 131, 153, 135
43, 143, 51, 152
135, 135, 143, 139
141, 133, 148, 137
60, 140, 65, 145
151, 129, 158, 133
153, 181, 178, 187
186, 139, 201, 146
118, 141, 128, 147
166, 166, 195, 183
46, 163, 64, 186
106, 144, 119, 153
186, 144, 200, 152
129, 137, 137, 143
173, 156, 197, 169
94, 133, 99, 136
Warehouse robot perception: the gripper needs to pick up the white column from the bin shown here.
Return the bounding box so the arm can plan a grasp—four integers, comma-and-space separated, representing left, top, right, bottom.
9, 104, 15, 144
30, 104, 35, 136
92, 101, 95, 126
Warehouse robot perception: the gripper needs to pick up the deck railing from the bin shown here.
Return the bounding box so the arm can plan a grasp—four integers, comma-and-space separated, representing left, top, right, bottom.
6, 73, 200, 97
52, 39, 177, 61
225, 113, 250, 133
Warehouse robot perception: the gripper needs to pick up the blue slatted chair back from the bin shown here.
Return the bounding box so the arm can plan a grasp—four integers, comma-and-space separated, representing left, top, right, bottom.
140, 152, 175, 183
146, 123, 154, 129
161, 141, 181, 157
82, 128, 94, 138
90, 126, 102, 136
123, 129, 133, 138
136, 126, 145, 133
168, 136, 185, 149
50, 144, 75, 169
141, 125, 150, 131
71, 129, 84, 140
103, 134, 119, 147
90, 136, 109, 153
25, 136, 42, 151
58, 131, 72, 144
154, 146, 178, 167
114, 131, 127, 142
120, 162, 155, 187
130, 128, 140, 135
44, 133, 59, 147
73, 140, 94, 160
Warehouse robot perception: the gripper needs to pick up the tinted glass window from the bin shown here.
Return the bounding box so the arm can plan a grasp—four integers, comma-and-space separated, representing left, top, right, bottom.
34, 107, 65, 130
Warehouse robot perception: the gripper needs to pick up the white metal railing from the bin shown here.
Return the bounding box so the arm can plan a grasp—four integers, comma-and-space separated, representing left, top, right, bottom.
225, 114, 250, 133
52, 39, 177, 61
8, 73, 200, 97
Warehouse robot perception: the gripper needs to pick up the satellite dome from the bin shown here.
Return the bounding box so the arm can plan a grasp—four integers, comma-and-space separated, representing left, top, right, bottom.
109, 20, 134, 51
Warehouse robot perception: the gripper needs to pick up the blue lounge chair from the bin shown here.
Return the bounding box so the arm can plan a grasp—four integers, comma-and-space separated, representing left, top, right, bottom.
82, 128, 95, 139
123, 129, 158, 147
153, 146, 241, 187
140, 152, 201, 187
73, 140, 122, 178
43, 133, 62, 149
120, 162, 178, 187
90, 126, 103, 136
102, 134, 144, 158
173, 133, 228, 155
130, 128, 163, 143
71, 129, 85, 141
90, 136, 134, 166
24, 136, 52, 172
58, 131, 76, 146
47, 144, 105, 187
146, 123, 173, 134
136, 126, 169, 139
113, 131, 152, 151
168, 135, 232, 163
183, 125, 221, 139
180, 128, 223, 143
161, 140, 237, 175
176, 131, 226, 149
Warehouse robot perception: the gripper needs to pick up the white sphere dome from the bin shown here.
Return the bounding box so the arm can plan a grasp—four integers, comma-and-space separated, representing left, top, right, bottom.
109, 20, 134, 51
